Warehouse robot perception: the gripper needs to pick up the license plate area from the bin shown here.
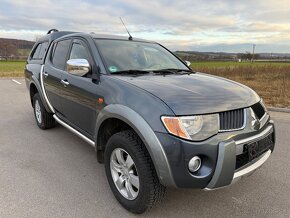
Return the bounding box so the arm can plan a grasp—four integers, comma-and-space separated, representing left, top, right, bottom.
236, 133, 274, 170
244, 134, 274, 161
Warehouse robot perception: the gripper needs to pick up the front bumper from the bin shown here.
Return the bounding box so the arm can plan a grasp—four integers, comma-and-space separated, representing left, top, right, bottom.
233, 150, 271, 184
205, 122, 274, 190
155, 116, 275, 189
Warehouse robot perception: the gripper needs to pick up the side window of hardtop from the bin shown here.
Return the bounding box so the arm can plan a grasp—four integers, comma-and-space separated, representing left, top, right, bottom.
30, 42, 48, 60
51, 39, 71, 70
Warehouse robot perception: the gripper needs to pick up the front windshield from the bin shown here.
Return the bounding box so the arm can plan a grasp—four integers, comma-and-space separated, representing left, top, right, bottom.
94, 39, 188, 73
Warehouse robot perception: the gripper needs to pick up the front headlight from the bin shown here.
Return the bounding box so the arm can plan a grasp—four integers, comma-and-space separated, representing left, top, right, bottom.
161, 114, 219, 141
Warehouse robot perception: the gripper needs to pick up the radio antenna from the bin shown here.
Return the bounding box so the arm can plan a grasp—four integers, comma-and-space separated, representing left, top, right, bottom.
119, 17, 133, 40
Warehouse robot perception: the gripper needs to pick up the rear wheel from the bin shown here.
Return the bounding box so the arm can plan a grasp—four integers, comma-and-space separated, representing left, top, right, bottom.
33, 93, 55, 129
104, 130, 166, 214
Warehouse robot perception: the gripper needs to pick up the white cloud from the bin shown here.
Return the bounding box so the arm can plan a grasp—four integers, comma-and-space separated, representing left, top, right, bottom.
1, 0, 290, 52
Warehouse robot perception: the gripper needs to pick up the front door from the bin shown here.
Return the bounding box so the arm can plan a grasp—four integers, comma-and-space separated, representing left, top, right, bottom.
59, 39, 101, 137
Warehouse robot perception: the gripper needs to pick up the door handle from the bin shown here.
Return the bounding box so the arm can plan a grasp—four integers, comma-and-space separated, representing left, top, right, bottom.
61, 79, 70, 86
43, 72, 48, 77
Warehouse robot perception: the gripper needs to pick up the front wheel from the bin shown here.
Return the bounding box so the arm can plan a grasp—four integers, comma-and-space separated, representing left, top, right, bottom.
104, 130, 165, 214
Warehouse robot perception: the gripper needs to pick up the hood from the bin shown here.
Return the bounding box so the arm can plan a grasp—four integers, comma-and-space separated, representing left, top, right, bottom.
114, 73, 260, 115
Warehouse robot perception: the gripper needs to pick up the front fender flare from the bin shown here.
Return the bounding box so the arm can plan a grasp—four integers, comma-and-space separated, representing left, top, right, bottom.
95, 104, 176, 187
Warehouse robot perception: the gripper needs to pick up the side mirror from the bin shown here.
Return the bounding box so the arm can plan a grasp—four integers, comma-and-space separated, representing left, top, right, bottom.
185, 60, 191, 67
66, 59, 90, 76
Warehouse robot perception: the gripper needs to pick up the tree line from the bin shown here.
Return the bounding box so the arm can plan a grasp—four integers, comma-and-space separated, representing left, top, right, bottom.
0, 38, 34, 60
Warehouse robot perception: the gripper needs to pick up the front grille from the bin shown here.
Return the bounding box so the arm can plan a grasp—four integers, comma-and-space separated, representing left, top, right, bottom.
251, 102, 265, 119
219, 109, 245, 131
235, 133, 274, 170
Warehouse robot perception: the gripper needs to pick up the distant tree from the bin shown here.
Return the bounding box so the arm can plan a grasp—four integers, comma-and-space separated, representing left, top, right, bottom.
0, 43, 17, 60
253, 54, 259, 60
0, 38, 34, 60
239, 52, 259, 61
242, 52, 252, 60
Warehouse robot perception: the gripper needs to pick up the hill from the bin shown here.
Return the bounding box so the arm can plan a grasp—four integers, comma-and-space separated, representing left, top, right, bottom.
175, 51, 290, 61
0, 38, 34, 60
1, 37, 290, 61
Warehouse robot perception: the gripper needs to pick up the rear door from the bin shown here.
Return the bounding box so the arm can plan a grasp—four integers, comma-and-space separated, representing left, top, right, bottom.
59, 38, 100, 137
43, 39, 71, 113
25, 41, 48, 86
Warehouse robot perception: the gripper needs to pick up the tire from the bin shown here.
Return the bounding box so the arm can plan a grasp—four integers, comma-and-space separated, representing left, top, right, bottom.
33, 93, 55, 130
104, 130, 166, 214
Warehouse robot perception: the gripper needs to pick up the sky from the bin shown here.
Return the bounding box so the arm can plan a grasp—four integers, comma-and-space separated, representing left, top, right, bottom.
1, 0, 290, 53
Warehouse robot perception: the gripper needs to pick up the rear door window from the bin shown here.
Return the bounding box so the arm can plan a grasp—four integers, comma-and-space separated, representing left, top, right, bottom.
31, 42, 48, 60
38, 42, 48, 59
51, 39, 71, 70
31, 44, 42, 59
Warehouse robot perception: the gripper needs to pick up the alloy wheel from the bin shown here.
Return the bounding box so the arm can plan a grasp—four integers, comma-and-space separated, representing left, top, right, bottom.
35, 100, 42, 124
110, 148, 140, 200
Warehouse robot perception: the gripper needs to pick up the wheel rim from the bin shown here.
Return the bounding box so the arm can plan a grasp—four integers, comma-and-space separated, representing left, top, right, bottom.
110, 148, 140, 200
35, 100, 42, 124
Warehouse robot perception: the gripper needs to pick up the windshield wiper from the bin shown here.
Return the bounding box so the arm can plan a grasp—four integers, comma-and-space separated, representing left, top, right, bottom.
111, 68, 195, 76
151, 69, 176, 75
152, 68, 195, 75
112, 70, 150, 75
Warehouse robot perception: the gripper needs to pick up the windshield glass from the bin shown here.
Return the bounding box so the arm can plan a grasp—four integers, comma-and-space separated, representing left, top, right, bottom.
94, 39, 188, 73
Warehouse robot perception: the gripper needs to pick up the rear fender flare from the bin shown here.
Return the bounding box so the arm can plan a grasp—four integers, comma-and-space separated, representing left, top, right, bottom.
30, 75, 52, 113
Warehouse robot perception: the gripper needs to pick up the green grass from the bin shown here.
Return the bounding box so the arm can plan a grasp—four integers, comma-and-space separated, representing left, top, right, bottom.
0, 61, 26, 77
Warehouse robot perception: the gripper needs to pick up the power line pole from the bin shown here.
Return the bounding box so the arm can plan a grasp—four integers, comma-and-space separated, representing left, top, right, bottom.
251, 44, 256, 62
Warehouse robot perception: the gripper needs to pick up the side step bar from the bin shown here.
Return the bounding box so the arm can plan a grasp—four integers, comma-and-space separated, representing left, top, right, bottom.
53, 115, 95, 147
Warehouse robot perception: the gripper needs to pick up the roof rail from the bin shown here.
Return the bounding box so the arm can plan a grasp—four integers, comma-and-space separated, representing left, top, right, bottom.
47, 29, 59, 34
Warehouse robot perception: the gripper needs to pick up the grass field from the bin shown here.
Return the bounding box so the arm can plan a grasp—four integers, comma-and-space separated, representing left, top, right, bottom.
0, 61, 26, 77
1, 60, 289, 108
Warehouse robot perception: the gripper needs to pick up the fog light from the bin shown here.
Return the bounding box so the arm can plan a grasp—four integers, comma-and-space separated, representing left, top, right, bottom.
188, 156, 201, 173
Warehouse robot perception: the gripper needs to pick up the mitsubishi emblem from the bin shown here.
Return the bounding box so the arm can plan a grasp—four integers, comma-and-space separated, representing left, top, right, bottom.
250, 108, 260, 130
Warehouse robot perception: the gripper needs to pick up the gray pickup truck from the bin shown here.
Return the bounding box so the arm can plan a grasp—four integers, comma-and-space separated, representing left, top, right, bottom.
25, 29, 275, 214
